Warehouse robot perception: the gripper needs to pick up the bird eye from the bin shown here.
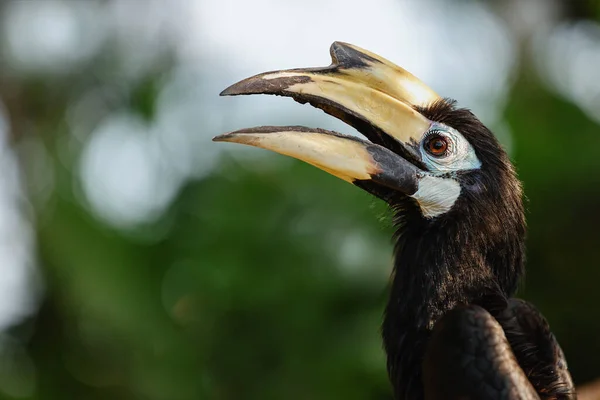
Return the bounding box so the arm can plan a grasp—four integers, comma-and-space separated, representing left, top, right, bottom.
425, 135, 449, 157
419, 125, 480, 173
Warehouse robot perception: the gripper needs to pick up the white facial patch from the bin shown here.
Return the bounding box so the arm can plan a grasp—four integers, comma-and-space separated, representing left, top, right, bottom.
410, 175, 461, 218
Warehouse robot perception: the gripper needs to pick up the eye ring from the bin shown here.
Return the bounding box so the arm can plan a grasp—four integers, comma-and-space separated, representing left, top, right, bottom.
424, 134, 450, 157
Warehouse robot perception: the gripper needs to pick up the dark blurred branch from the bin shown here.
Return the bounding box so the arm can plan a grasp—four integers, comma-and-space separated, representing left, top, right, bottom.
557, 0, 600, 21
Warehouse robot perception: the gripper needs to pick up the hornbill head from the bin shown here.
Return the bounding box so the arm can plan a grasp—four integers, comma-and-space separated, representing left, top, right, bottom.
214, 42, 523, 244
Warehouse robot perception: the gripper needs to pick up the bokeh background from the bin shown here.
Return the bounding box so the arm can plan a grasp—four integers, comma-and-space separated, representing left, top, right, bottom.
0, 0, 599, 399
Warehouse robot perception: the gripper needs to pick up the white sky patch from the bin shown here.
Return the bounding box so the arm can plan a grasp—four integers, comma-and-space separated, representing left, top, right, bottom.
79, 113, 183, 229
1, 1, 107, 74
0, 101, 39, 332
534, 20, 600, 124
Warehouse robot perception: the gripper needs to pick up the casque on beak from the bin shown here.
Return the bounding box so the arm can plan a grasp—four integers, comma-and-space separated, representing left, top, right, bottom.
213, 42, 442, 200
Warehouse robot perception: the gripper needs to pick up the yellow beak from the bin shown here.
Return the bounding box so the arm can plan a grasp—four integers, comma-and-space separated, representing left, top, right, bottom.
214, 42, 440, 196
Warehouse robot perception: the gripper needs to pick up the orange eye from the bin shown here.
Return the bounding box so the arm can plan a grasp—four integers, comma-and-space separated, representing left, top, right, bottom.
426, 136, 448, 156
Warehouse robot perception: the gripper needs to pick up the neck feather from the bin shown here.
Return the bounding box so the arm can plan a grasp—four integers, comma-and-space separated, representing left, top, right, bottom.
382, 195, 526, 399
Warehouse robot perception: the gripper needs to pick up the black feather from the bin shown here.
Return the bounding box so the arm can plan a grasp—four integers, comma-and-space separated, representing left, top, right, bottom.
381, 99, 574, 399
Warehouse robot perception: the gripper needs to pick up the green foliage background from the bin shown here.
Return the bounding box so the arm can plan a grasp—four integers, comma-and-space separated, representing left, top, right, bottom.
1, 1, 600, 399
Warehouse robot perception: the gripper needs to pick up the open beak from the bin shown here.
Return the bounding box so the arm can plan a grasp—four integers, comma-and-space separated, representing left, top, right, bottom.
213, 42, 441, 200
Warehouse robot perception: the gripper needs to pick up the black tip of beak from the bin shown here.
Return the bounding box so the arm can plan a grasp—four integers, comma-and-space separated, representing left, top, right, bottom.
329, 41, 379, 70
219, 74, 301, 97
221, 79, 263, 96
213, 126, 285, 142
219, 86, 236, 96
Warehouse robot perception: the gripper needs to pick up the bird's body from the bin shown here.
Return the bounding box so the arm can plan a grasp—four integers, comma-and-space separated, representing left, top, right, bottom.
215, 42, 575, 399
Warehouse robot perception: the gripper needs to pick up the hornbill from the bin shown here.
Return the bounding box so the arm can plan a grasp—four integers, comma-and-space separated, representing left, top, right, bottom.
214, 42, 576, 399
